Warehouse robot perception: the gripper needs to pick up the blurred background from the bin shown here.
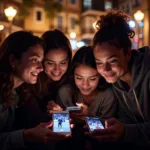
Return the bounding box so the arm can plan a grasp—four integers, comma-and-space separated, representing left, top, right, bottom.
0, 0, 147, 51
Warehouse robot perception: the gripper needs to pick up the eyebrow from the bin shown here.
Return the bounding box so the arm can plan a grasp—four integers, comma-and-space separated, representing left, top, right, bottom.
30, 52, 42, 58
75, 73, 98, 78
95, 55, 118, 61
44, 58, 68, 62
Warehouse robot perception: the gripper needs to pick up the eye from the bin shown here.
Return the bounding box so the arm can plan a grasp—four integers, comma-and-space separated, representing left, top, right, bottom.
109, 60, 118, 64
90, 78, 97, 81
76, 77, 82, 80
60, 61, 67, 65
31, 58, 38, 63
96, 62, 102, 66
46, 62, 54, 65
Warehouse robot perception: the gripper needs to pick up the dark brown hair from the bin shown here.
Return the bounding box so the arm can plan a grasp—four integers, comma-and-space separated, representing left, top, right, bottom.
0, 31, 43, 110
93, 10, 135, 53
35, 29, 72, 97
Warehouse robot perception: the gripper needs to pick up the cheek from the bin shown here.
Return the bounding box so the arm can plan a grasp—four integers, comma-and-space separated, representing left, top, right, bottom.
74, 79, 82, 87
44, 65, 53, 72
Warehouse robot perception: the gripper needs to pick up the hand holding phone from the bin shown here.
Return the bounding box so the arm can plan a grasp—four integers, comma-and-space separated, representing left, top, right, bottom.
85, 117, 104, 133
52, 111, 71, 135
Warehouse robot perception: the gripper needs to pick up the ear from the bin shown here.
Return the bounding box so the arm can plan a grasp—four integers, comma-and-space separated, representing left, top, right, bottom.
9, 54, 18, 68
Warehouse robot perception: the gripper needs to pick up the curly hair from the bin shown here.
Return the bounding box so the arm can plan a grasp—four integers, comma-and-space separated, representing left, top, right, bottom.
0, 31, 43, 111
93, 10, 135, 53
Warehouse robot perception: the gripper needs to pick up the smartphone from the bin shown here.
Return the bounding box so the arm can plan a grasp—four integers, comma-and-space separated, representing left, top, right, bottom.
52, 111, 71, 135
85, 117, 104, 132
66, 106, 81, 112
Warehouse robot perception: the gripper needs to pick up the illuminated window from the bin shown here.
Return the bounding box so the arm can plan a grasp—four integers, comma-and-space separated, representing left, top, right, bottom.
36, 11, 42, 21
105, 1, 112, 10
70, 17, 76, 29
69, 0, 76, 5
83, 0, 92, 10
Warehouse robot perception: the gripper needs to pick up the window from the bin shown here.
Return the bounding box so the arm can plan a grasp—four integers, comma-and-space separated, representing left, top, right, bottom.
83, 0, 92, 10
36, 11, 42, 21
105, 1, 112, 10
57, 16, 63, 29
70, 17, 76, 29
58, 0, 63, 3
69, 0, 76, 5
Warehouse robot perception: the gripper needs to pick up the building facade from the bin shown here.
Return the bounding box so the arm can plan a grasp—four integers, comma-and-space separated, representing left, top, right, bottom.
117, 0, 150, 48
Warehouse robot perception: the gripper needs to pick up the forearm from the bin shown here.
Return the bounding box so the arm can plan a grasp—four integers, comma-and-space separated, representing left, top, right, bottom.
0, 129, 25, 150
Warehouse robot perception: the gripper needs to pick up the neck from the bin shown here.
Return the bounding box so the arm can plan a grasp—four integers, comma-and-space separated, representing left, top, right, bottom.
13, 74, 24, 89
82, 90, 98, 105
120, 72, 132, 87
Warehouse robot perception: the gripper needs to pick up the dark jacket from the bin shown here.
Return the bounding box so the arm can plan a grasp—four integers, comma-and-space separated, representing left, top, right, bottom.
0, 90, 25, 149
113, 46, 150, 147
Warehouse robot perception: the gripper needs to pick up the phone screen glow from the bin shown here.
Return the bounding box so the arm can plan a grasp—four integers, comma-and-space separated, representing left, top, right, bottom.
85, 117, 104, 131
53, 113, 71, 133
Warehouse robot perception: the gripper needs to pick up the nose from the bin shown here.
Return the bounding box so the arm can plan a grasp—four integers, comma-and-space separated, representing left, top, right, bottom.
82, 80, 89, 88
37, 62, 43, 72
54, 64, 60, 71
103, 63, 111, 73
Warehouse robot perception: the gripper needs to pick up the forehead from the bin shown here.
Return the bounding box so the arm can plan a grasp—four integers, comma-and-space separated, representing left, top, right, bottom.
75, 65, 98, 76
45, 48, 68, 60
24, 44, 44, 58
94, 43, 123, 60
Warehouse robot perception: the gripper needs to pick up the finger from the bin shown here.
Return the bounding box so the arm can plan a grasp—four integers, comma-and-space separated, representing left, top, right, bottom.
92, 128, 114, 135
76, 103, 85, 108
70, 124, 74, 129
47, 132, 66, 138
105, 118, 117, 127
83, 125, 88, 129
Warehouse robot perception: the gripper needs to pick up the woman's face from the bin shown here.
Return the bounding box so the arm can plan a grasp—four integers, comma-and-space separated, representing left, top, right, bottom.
93, 42, 130, 83
43, 48, 68, 81
14, 44, 44, 85
74, 64, 100, 96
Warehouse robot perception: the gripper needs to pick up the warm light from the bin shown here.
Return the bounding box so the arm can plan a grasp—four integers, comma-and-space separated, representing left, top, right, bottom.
4, 6, 17, 21
128, 20, 135, 28
93, 21, 99, 29
70, 32, 76, 39
134, 10, 144, 23
0, 25, 4, 30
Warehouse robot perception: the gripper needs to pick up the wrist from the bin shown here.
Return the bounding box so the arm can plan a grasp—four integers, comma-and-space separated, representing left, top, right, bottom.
23, 128, 33, 143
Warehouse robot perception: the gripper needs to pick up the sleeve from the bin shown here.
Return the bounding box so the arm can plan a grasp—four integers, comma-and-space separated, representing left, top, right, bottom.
98, 88, 117, 120
123, 123, 150, 147
0, 100, 25, 149
0, 129, 25, 149
56, 84, 75, 109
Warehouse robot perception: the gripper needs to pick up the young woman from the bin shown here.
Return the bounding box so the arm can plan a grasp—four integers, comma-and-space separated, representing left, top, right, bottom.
0, 31, 68, 150
88, 10, 150, 149
14, 29, 72, 130
55, 46, 116, 120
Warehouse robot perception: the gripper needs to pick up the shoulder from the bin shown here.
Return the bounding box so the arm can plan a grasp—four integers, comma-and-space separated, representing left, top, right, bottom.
97, 87, 116, 101
57, 84, 73, 95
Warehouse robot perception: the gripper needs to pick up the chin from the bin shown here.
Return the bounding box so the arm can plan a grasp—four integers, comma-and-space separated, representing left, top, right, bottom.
106, 78, 117, 83
51, 77, 61, 81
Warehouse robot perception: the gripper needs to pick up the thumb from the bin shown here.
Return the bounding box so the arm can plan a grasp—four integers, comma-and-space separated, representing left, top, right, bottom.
76, 103, 86, 108
105, 118, 116, 128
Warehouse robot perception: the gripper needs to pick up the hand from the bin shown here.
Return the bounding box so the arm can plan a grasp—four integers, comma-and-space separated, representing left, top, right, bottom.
85, 118, 125, 143
24, 121, 68, 144
70, 103, 89, 118
47, 101, 63, 114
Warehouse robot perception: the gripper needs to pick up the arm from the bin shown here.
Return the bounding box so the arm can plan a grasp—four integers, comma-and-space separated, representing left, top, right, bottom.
56, 84, 75, 109
97, 88, 117, 120
0, 130, 25, 149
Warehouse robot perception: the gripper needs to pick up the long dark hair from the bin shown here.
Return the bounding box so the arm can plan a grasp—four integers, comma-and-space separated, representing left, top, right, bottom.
69, 46, 108, 103
0, 31, 43, 110
35, 29, 72, 97
93, 10, 135, 53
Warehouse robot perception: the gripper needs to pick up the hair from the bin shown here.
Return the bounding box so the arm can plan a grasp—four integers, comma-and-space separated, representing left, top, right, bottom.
35, 29, 72, 97
0, 31, 43, 111
93, 10, 135, 53
69, 46, 108, 103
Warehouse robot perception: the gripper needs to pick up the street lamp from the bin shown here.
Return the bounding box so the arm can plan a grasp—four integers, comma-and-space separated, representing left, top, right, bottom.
4, 6, 17, 34
134, 10, 144, 48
